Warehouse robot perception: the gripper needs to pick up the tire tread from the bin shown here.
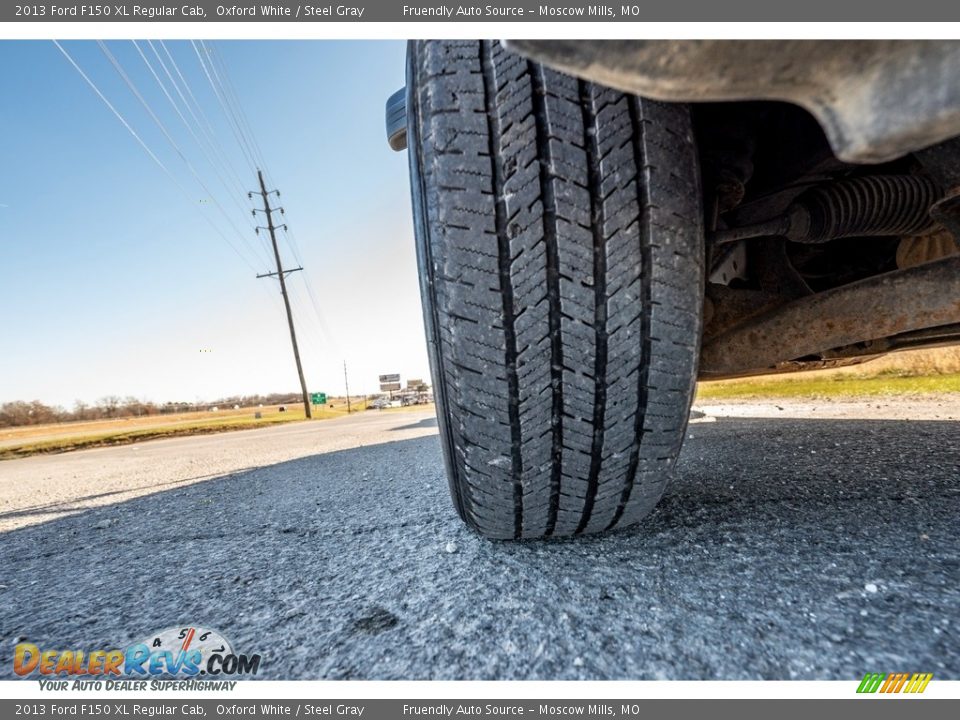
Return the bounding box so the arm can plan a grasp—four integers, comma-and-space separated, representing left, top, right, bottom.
411, 40, 703, 539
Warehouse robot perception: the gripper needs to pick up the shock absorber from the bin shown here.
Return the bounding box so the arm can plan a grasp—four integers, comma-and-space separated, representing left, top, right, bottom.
712, 175, 943, 245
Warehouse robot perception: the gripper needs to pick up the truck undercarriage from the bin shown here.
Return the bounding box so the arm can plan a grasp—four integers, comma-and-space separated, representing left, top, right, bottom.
508, 40, 960, 379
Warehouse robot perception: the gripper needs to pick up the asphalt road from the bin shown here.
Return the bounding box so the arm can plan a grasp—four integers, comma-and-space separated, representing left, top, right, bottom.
1, 403, 958, 680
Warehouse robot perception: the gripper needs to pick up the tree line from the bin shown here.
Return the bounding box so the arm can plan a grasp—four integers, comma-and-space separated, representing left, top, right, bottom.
0, 393, 307, 428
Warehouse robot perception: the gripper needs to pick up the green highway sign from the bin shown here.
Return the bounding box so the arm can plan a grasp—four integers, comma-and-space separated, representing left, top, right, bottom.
311, 393, 327, 405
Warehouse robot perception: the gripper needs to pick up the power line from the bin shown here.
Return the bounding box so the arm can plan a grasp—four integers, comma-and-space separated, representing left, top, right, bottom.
286, 244, 342, 356
97, 41, 271, 270
195, 41, 303, 270
192, 40, 260, 174
132, 40, 260, 238
196, 43, 309, 270
52, 40, 260, 275
58, 39, 351, 397
205, 42, 271, 172
154, 41, 275, 263
203, 41, 269, 174
53, 40, 169, 174
156, 40, 253, 201
286, 281, 336, 358
199, 40, 342, 358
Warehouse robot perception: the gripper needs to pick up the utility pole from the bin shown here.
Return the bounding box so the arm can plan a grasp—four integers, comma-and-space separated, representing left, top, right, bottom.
343, 360, 352, 414
252, 169, 312, 419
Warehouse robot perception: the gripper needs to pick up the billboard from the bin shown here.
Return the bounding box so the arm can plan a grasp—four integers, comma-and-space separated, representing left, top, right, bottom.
380, 373, 401, 392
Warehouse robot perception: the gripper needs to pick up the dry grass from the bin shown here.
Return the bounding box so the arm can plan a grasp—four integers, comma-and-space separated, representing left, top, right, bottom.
698, 347, 960, 401
0, 397, 384, 460
818, 346, 960, 377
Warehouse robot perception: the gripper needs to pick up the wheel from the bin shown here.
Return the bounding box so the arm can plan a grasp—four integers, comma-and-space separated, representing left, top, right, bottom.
407, 40, 704, 539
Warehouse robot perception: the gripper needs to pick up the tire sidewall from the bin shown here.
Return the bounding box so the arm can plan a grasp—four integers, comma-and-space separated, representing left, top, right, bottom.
405, 41, 470, 523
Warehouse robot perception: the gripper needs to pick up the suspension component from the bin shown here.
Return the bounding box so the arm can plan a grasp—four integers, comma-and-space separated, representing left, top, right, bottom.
700, 254, 960, 377
712, 174, 943, 245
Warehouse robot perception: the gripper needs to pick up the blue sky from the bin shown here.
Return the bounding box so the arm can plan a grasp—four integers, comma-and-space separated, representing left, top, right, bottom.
0, 40, 430, 406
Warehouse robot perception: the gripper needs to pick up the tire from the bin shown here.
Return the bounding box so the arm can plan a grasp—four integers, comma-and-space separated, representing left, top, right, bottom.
407, 40, 704, 539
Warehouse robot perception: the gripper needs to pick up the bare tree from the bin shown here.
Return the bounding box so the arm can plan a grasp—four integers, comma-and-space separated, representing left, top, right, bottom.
0, 400, 58, 426
98, 395, 121, 419
74, 400, 90, 421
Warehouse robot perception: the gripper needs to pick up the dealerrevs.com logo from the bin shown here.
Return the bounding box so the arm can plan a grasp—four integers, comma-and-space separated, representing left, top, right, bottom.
857, 673, 934, 694
13, 626, 261, 685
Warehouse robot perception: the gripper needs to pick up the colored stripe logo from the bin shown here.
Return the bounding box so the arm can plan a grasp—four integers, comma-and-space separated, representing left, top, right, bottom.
857, 672, 933, 694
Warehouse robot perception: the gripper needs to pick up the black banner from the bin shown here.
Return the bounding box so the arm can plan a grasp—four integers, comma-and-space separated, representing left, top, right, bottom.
5, 0, 960, 22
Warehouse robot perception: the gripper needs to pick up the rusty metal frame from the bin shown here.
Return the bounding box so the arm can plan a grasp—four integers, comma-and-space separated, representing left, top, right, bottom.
699, 255, 960, 378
